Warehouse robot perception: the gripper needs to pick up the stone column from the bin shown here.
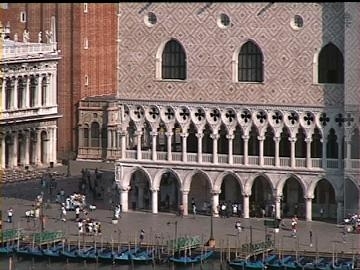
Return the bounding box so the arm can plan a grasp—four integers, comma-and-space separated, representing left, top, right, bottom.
243, 194, 250, 219
226, 134, 234, 165
258, 135, 265, 166
210, 133, 219, 164
242, 135, 249, 165
36, 130, 42, 164
196, 133, 203, 163
150, 131, 158, 161
152, 189, 158, 214
305, 137, 312, 168
54, 127, 58, 163
211, 191, 220, 217
166, 132, 173, 161
182, 190, 189, 216
107, 129, 112, 149
305, 196, 313, 221
345, 138, 351, 169
321, 138, 327, 169
51, 72, 57, 106
37, 76, 42, 107
181, 133, 188, 162
0, 135, 5, 169
12, 132, 18, 168
24, 131, 30, 166
274, 137, 280, 167
12, 78, 18, 110
289, 137, 296, 168
120, 188, 129, 212
120, 131, 126, 159
24, 76, 30, 108
275, 195, 282, 219
337, 138, 343, 169
136, 130, 142, 160
1, 78, 5, 110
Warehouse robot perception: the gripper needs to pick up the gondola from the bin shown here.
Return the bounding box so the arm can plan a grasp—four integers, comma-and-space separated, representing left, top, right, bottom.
15, 245, 44, 258
168, 249, 214, 265
228, 254, 277, 270
129, 248, 155, 264
0, 245, 15, 255
41, 243, 64, 259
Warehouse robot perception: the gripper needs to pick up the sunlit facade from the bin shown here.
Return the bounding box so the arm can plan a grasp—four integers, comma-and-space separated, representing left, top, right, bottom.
77, 3, 360, 222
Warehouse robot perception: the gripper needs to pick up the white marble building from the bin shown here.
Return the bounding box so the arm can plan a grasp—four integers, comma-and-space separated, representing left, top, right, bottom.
0, 28, 61, 170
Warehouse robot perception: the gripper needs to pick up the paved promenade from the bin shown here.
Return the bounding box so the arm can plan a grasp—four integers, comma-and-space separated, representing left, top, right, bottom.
1, 164, 359, 256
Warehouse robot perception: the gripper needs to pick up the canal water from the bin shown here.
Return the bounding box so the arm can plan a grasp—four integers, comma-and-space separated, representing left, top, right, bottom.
0, 256, 225, 270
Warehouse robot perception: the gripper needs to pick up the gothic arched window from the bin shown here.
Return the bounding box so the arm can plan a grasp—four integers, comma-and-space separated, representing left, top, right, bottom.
238, 41, 263, 82
162, 39, 186, 80
318, 43, 344, 84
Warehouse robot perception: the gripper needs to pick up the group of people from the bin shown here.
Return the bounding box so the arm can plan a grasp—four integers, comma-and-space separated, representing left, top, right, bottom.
77, 218, 102, 235
218, 201, 242, 218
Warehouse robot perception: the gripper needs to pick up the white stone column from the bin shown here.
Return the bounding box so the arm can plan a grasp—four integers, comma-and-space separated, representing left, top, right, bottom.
242, 135, 249, 165
166, 132, 173, 161
151, 131, 158, 161
0, 135, 5, 169
24, 131, 30, 166
305, 197, 313, 221
36, 130, 42, 164
51, 72, 57, 106
181, 133, 188, 162
243, 194, 250, 219
12, 78, 18, 110
12, 132, 18, 168
151, 189, 158, 214
211, 192, 219, 217
274, 137, 280, 167
321, 138, 327, 169
227, 134, 234, 165
258, 135, 265, 166
305, 137, 312, 168
345, 138, 351, 169
289, 137, 296, 168
1, 78, 5, 110
53, 127, 57, 163
107, 129, 112, 149
24, 76, 30, 108
37, 76, 42, 107
136, 130, 142, 160
196, 133, 203, 163
120, 188, 129, 212
211, 133, 219, 164
182, 190, 189, 216
275, 195, 282, 219
120, 131, 126, 159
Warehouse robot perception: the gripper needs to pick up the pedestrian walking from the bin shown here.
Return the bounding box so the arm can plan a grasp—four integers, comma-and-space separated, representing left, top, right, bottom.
75, 206, 80, 221
320, 207, 324, 219
191, 198, 196, 218
309, 230, 313, 247
139, 229, 145, 244
7, 208, 13, 223
291, 216, 297, 238
235, 220, 242, 234
61, 205, 67, 222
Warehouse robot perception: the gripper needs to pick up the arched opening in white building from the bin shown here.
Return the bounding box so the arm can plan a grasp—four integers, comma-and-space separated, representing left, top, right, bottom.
188, 171, 212, 215
313, 179, 336, 220
250, 176, 273, 217
344, 178, 359, 216
282, 177, 305, 218
219, 174, 242, 209
158, 171, 180, 213
128, 169, 151, 211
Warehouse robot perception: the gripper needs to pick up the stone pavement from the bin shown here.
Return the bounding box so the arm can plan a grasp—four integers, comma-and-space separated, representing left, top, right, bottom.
1, 165, 359, 256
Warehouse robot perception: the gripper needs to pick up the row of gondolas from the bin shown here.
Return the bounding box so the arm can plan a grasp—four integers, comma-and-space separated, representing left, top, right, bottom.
0, 242, 215, 265
228, 254, 356, 270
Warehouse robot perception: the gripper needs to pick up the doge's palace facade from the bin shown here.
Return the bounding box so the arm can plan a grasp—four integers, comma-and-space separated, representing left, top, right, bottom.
77, 3, 359, 221
0, 27, 61, 170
